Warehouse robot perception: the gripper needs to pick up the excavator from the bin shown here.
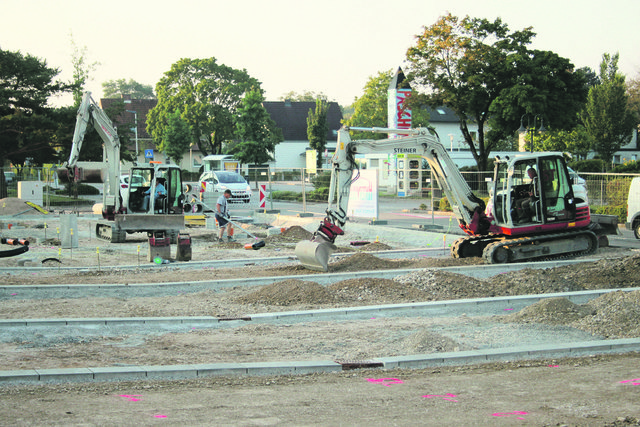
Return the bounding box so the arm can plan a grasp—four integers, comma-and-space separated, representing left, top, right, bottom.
65, 92, 184, 242
296, 127, 619, 271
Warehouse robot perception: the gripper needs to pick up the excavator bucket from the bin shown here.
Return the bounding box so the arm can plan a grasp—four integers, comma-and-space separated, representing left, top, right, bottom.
295, 238, 337, 272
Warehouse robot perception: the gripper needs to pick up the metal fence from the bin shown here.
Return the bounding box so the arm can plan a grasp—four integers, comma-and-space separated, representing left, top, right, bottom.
3, 166, 639, 212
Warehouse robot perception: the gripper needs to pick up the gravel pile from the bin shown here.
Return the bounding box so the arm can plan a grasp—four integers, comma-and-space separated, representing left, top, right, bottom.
236, 279, 334, 305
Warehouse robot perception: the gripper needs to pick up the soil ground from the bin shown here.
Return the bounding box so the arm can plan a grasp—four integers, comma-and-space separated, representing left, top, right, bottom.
1, 198, 640, 425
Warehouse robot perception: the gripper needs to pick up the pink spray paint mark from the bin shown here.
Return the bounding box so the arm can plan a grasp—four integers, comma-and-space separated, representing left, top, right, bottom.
503, 308, 513, 311
619, 378, 640, 385
154, 414, 168, 418
10, 293, 17, 296
492, 411, 528, 420
422, 393, 458, 402
366, 378, 404, 387
118, 394, 143, 402
548, 365, 559, 367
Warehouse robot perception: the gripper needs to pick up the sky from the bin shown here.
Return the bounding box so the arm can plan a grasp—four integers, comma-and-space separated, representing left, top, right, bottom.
2, 0, 639, 107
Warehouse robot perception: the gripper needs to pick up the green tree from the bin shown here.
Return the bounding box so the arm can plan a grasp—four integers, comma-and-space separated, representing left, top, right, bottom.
159, 110, 192, 164
147, 58, 260, 156
279, 90, 328, 102
0, 48, 72, 196
406, 14, 587, 171
580, 53, 635, 167
307, 98, 329, 169
627, 75, 640, 148
102, 78, 155, 99
229, 88, 283, 167
532, 126, 592, 159
344, 69, 430, 140
69, 34, 99, 107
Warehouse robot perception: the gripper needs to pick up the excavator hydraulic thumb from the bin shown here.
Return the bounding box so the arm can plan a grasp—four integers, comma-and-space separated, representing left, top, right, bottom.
295, 219, 344, 272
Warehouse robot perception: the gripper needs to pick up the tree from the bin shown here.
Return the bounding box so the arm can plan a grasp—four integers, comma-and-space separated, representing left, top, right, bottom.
147, 58, 260, 156
344, 69, 430, 140
279, 90, 328, 102
627, 75, 640, 149
344, 70, 393, 140
102, 79, 155, 99
229, 88, 283, 168
532, 126, 592, 159
0, 48, 72, 197
406, 14, 587, 171
580, 53, 635, 167
69, 34, 99, 107
307, 98, 329, 169
159, 110, 192, 164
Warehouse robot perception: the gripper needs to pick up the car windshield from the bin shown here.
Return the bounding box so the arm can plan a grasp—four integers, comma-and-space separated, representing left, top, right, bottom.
217, 172, 245, 184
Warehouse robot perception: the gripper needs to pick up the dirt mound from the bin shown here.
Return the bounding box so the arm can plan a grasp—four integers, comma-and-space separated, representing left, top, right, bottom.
501, 297, 595, 325
236, 279, 334, 306
574, 290, 640, 338
402, 330, 471, 353
358, 242, 392, 251
281, 225, 313, 239
500, 290, 640, 339
394, 269, 493, 300
328, 277, 428, 303
266, 226, 313, 243
329, 252, 412, 272
491, 255, 640, 295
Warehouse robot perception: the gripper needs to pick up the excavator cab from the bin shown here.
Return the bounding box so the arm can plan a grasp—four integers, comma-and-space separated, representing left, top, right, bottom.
491, 154, 578, 233
121, 164, 184, 215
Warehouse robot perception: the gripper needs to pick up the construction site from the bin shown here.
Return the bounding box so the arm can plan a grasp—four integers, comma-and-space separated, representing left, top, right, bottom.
1, 195, 640, 426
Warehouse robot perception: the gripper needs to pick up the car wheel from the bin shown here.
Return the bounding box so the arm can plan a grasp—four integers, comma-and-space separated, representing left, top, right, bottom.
634, 221, 640, 240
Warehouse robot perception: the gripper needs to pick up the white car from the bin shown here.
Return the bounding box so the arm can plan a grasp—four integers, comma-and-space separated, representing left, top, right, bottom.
199, 170, 252, 203
567, 167, 588, 203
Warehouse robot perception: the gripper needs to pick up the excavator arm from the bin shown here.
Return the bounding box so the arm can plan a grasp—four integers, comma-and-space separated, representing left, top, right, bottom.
64, 91, 122, 214
295, 126, 493, 271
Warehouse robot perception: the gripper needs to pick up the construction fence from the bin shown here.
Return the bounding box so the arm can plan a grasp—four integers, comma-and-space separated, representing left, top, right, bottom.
2, 166, 639, 212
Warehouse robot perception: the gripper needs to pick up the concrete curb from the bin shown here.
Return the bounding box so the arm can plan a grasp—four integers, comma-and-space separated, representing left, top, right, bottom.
4, 287, 640, 329
3, 287, 640, 329
1, 339, 638, 384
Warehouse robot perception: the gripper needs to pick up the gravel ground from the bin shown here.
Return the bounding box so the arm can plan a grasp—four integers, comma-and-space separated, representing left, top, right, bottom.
2, 204, 640, 425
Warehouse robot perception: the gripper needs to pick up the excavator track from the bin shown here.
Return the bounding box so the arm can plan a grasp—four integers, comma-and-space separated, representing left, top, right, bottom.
96, 223, 126, 243
451, 235, 499, 259
481, 230, 599, 264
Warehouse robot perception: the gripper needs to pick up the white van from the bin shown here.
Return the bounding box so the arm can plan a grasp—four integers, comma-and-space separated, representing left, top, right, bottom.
199, 170, 252, 204
626, 177, 640, 239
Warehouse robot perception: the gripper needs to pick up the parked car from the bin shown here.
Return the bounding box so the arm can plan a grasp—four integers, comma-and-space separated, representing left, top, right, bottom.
626, 177, 640, 239
199, 170, 252, 203
567, 166, 588, 203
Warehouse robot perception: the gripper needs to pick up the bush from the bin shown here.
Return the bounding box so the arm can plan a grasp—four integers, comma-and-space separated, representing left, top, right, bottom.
309, 171, 331, 190
591, 205, 627, 223
438, 197, 452, 212
569, 159, 606, 172
611, 160, 640, 173
604, 177, 632, 206
270, 190, 300, 201
308, 187, 329, 202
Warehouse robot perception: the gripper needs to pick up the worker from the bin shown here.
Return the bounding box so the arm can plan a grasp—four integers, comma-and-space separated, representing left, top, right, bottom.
216, 189, 235, 242
515, 168, 538, 223
142, 178, 166, 211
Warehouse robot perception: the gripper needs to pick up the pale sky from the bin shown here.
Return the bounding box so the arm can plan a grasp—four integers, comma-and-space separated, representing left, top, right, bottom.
2, 0, 639, 107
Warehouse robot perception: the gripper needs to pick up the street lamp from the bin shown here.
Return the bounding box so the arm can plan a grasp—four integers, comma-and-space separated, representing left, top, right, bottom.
518, 113, 546, 153
126, 110, 139, 163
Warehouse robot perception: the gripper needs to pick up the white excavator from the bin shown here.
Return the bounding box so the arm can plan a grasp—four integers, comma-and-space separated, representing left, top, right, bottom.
65, 92, 185, 242
295, 126, 619, 271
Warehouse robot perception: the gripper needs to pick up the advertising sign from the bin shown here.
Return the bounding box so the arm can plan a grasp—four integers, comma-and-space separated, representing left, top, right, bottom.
346, 169, 379, 219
